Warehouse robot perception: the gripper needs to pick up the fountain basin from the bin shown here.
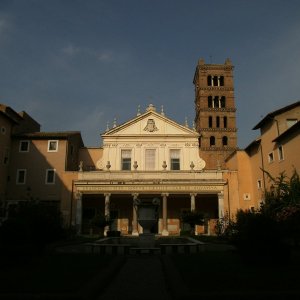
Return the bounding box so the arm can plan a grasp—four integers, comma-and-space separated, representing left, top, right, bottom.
85, 236, 205, 255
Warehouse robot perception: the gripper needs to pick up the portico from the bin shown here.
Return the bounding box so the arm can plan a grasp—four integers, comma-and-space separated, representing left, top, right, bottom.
74, 170, 225, 235
74, 104, 226, 236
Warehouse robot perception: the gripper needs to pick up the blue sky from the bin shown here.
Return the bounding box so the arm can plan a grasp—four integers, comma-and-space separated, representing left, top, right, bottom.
1, 0, 300, 147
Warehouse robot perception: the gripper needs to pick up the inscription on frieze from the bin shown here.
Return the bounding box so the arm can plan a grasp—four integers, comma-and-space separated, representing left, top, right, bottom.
76, 185, 222, 193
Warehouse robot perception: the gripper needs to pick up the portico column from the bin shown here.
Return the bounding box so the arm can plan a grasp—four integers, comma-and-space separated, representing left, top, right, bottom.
104, 193, 111, 236
161, 193, 169, 236
218, 191, 224, 218
132, 193, 139, 236
190, 193, 197, 212
190, 193, 197, 235
75, 192, 82, 234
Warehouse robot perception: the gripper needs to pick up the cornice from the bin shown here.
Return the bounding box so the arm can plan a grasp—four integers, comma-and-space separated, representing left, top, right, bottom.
200, 147, 238, 151
200, 128, 237, 132
199, 87, 234, 91
198, 108, 237, 113
198, 65, 234, 71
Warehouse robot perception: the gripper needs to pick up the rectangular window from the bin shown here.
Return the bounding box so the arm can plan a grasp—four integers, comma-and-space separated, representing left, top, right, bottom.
170, 149, 180, 170
278, 145, 284, 161
19, 140, 30, 152
268, 152, 274, 163
286, 119, 297, 128
145, 149, 156, 170
257, 179, 262, 189
121, 150, 131, 170
46, 169, 56, 184
16, 169, 26, 184
48, 140, 58, 152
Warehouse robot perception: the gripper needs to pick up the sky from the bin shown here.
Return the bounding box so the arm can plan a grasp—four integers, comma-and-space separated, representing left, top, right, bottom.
1, 0, 300, 148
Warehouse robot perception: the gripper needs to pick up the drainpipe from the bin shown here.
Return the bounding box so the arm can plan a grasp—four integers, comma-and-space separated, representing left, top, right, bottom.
70, 180, 74, 228
226, 179, 231, 220
273, 117, 280, 136
259, 143, 267, 197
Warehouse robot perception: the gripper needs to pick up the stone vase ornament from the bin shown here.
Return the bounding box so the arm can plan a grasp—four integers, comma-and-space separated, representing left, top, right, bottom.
134, 198, 160, 248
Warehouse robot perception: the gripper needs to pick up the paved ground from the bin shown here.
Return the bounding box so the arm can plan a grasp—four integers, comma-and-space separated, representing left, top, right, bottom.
97, 255, 172, 300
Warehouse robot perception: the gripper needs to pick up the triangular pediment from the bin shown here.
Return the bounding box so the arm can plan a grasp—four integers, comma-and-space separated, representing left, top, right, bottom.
102, 109, 199, 138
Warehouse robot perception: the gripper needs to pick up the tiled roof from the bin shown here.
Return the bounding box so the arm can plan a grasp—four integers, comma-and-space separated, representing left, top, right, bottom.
272, 121, 300, 143
0, 104, 23, 124
244, 138, 261, 152
13, 131, 82, 139
253, 101, 300, 130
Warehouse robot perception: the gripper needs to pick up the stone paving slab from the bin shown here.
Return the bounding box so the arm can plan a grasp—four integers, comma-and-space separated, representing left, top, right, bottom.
97, 256, 172, 300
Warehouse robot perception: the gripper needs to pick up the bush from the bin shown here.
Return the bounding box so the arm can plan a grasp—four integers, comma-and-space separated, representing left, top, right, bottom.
181, 211, 205, 235
89, 213, 111, 229
227, 209, 290, 264
224, 170, 300, 264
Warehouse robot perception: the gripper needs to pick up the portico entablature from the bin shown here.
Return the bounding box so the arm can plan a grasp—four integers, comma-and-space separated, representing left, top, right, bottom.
74, 181, 225, 194
78, 170, 223, 181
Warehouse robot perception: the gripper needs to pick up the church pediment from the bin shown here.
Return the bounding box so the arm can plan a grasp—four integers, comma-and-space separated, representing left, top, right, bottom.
102, 104, 199, 138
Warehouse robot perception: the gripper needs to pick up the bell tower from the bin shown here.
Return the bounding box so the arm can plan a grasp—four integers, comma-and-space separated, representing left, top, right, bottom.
193, 58, 238, 169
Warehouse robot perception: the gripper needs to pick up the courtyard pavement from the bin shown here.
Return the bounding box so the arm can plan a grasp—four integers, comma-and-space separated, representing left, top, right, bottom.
96, 255, 173, 300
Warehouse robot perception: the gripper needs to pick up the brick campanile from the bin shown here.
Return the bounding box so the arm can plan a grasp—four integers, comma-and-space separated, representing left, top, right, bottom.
193, 58, 238, 169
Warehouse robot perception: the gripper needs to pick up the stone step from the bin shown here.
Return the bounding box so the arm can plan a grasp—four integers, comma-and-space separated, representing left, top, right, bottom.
129, 247, 161, 255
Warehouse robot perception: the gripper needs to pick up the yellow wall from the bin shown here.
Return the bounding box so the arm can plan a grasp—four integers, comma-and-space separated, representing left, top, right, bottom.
0, 116, 13, 201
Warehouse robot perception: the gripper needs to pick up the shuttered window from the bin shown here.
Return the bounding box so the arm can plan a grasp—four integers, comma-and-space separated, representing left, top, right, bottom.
121, 150, 132, 170
170, 149, 180, 170
145, 149, 156, 170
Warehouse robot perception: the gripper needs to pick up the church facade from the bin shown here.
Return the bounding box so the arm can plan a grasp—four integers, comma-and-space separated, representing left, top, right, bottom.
1, 58, 299, 236
75, 103, 225, 235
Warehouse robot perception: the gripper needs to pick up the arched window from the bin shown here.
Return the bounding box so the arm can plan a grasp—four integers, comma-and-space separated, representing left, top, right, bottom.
208, 116, 213, 128
219, 76, 224, 86
222, 136, 228, 146
220, 96, 226, 108
213, 96, 219, 108
208, 96, 213, 108
213, 76, 218, 86
207, 76, 212, 86
210, 136, 215, 146
216, 116, 220, 128
223, 116, 227, 128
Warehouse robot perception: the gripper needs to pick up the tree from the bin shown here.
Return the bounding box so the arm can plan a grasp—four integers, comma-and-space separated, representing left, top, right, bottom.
89, 212, 111, 233
224, 170, 300, 264
181, 211, 205, 235
262, 170, 300, 246
0, 201, 65, 250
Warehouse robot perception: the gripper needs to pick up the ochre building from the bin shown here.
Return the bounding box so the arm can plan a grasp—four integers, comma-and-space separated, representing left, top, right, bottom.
0, 59, 299, 235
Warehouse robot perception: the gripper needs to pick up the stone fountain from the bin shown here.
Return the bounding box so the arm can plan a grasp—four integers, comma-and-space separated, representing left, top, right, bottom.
134, 197, 160, 248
